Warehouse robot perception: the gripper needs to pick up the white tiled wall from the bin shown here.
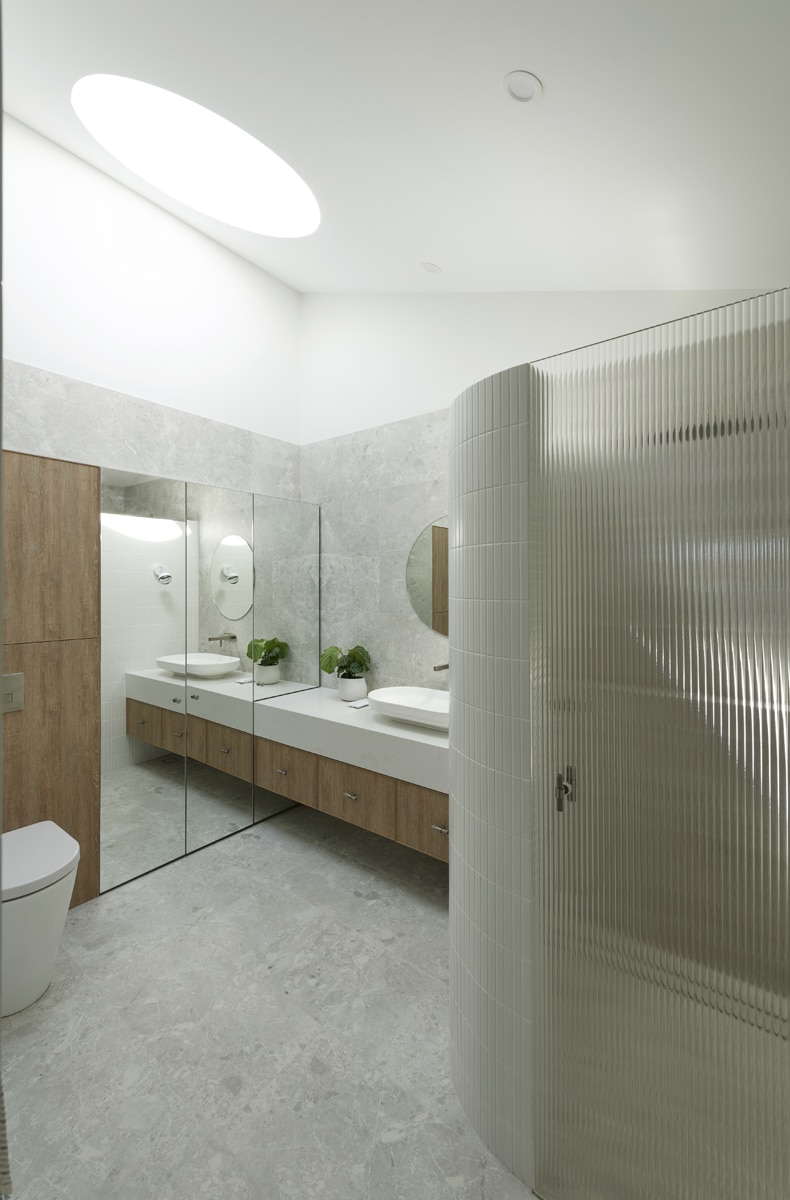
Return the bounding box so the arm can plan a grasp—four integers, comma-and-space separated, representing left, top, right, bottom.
448, 367, 533, 1186
101, 518, 199, 772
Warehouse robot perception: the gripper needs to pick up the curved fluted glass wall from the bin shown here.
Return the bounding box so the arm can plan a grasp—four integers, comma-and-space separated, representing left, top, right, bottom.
449, 289, 790, 1198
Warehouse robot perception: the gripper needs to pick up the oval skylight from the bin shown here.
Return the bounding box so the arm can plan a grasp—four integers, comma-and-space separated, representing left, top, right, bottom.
71, 74, 320, 238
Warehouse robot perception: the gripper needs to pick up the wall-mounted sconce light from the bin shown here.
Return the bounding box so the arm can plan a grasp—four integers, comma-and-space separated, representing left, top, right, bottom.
221, 564, 240, 585
153, 563, 173, 585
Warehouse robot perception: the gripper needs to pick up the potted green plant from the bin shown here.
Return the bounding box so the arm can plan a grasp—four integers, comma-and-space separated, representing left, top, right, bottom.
320, 644, 371, 701
246, 637, 289, 684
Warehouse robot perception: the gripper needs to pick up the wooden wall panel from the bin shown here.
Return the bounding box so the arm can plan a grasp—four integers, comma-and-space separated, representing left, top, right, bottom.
2, 451, 100, 645
2, 639, 100, 906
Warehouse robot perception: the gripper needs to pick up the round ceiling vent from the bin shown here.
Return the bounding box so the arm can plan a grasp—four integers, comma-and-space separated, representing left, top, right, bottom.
503, 70, 543, 104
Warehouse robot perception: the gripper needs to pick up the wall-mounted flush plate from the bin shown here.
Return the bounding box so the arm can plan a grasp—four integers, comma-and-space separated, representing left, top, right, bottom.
1, 673, 24, 714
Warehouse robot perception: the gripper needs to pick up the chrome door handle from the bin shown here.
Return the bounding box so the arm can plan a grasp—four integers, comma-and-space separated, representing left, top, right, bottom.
555, 766, 575, 812
431, 824, 449, 835
343, 792, 357, 800
276, 768, 288, 776
172, 697, 182, 704
220, 747, 230, 754
190, 693, 200, 700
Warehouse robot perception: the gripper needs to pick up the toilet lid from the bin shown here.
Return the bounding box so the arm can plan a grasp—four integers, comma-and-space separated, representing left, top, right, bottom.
1, 821, 81, 901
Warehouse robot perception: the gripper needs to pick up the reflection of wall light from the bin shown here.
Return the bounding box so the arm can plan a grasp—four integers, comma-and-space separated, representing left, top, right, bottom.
222, 535, 248, 547
101, 514, 184, 542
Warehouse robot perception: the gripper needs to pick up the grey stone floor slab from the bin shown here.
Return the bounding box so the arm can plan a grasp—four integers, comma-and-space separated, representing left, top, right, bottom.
3, 806, 532, 1199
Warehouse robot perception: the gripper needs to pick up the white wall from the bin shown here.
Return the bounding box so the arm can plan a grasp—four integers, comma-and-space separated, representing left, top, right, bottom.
3, 117, 302, 443
3, 114, 769, 448
298, 290, 769, 442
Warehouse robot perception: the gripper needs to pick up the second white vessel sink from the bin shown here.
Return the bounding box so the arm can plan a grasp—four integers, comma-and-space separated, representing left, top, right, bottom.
368, 686, 449, 731
157, 652, 240, 679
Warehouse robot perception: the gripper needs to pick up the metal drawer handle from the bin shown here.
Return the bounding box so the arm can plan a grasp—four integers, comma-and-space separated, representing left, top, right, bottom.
276, 768, 288, 776
175, 732, 183, 739
220, 747, 230, 754
136, 719, 146, 725
431, 824, 449, 835
190, 693, 200, 700
172, 697, 182, 704
343, 792, 357, 801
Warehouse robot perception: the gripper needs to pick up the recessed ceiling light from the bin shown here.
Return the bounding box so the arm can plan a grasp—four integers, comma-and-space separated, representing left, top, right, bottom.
421, 262, 442, 274
503, 70, 543, 104
71, 74, 320, 238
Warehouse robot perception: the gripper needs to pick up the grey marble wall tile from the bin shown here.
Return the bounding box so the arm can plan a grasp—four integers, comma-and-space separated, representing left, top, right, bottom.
314, 490, 380, 557
301, 408, 449, 499
3, 359, 299, 500
301, 409, 450, 692
320, 555, 380, 619
379, 478, 448, 556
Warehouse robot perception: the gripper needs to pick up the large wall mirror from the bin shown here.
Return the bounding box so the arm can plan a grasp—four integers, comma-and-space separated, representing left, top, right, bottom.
99, 469, 320, 891
406, 515, 448, 635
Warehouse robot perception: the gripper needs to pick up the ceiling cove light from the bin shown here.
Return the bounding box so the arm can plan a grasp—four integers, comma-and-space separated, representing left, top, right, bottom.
71, 74, 320, 238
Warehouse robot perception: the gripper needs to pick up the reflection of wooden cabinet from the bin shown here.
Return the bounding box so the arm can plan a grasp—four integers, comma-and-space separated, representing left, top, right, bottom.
396, 781, 449, 862
126, 699, 163, 746
318, 758, 397, 839
205, 722, 253, 782
254, 737, 318, 806
161, 709, 207, 761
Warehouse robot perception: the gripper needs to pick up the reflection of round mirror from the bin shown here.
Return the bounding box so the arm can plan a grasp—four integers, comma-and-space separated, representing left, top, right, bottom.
210, 536, 253, 620
406, 516, 448, 635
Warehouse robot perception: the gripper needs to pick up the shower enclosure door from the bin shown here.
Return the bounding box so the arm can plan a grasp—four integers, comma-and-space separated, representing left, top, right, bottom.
532, 299, 790, 1199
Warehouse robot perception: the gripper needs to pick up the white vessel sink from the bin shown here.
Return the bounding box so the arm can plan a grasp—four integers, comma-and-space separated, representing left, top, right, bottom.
368, 686, 449, 731
157, 653, 240, 679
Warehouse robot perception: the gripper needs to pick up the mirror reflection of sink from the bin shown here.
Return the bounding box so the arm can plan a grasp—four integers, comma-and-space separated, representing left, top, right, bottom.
367, 686, 449, 731
157, 653, 240, 679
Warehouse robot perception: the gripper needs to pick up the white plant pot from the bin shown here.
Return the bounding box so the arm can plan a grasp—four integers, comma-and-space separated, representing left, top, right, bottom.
336, 676, 367, 702
255, 663, 280, 684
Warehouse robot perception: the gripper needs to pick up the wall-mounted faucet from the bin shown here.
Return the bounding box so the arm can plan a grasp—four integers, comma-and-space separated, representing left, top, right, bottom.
208, 634, 237, 648
433, 663, 449, 672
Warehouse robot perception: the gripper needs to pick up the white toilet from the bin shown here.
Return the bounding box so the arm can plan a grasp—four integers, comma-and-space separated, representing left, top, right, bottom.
1, 821, 80, 1017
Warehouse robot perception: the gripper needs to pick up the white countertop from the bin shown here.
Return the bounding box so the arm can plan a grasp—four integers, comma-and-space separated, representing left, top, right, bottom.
125, 671, 449, 793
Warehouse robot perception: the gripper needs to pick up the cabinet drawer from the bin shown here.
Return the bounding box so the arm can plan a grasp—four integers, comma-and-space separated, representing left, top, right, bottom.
159, 710, 207, 761
205, 721, 253, 782
396, 781, 449, 862
126, 698, 162, 747
254, 737, 318, 807
318, 758, 396, 838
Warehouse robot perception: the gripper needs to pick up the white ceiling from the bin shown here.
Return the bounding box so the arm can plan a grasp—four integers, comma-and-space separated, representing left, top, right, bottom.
4, 0, 790, 295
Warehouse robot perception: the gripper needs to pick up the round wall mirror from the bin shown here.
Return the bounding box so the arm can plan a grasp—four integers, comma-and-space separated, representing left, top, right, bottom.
210, 535, 253, 620
406, 516, 448, 635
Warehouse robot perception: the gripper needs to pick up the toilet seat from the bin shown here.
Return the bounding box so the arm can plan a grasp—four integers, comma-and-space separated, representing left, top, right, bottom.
1, 821, 80, 901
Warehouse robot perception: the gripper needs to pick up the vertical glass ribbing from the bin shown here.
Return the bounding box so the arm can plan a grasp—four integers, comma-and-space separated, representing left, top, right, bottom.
532, 291, 790, 1200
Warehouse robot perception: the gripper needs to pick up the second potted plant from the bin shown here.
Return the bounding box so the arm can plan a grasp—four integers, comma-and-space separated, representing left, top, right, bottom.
320, 644, 371, 701
246, 637, 289, 684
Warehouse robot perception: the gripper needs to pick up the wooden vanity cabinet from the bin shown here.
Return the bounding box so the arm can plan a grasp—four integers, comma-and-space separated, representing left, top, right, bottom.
254, 737, 319, 807
396, 781, 450, 863
204, 722, 253, 782
318, 758, 397, 839
126, 703, 448, 861
126, 699, 163, 746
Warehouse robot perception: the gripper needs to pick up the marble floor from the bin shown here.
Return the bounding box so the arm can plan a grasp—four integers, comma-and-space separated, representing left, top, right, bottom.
3, 805, 533, 1199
